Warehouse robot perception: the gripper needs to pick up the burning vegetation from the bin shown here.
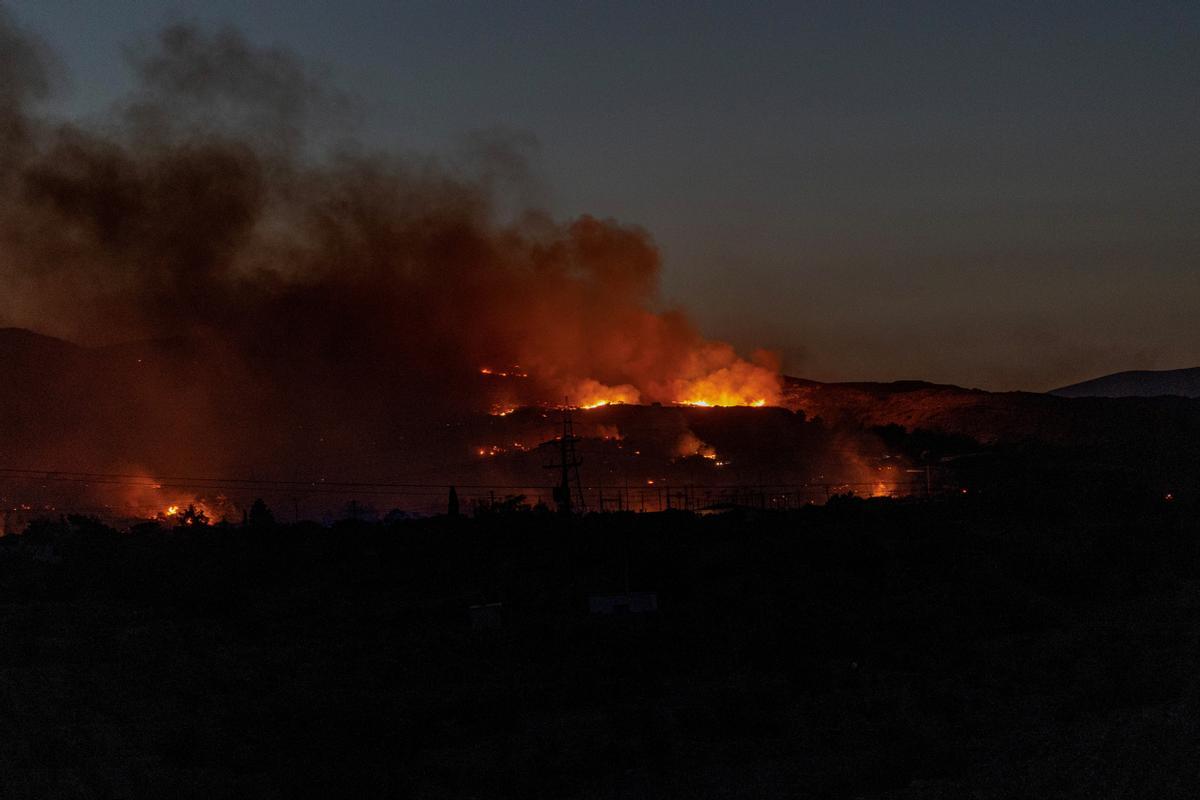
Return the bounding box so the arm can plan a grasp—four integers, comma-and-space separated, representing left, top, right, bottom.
0, 14, 782, 443
0, 15, 932, 524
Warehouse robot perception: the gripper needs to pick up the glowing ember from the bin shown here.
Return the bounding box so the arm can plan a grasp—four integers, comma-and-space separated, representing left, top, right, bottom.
480, 366, 529, 378
158, 503, 212, 526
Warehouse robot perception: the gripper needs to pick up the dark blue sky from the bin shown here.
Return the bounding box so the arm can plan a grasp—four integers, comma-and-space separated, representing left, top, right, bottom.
7, 1, 1198, 389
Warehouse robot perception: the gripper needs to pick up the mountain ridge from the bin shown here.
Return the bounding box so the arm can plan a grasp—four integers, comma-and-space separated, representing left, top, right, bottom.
1051, 367, 1200, 399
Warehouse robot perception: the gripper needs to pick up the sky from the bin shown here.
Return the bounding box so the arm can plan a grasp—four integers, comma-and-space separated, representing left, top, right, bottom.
5, 0, 1198, 390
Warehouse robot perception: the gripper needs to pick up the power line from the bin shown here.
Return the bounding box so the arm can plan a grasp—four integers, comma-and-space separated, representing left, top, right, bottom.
0, 467, 557, 492
0, 467, 922, 499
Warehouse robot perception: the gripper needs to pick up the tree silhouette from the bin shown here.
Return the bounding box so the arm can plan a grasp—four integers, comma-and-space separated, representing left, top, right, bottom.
247, 498, 275, 529
178, 504, 209, 527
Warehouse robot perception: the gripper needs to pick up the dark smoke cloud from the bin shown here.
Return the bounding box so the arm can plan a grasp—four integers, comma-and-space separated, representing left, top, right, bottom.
0, 15, 778, 483
0, 6, 54, 170
120, 22, 348, 153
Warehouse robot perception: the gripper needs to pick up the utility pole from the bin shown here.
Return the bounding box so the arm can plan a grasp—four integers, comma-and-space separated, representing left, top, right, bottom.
544, 399, 586, 516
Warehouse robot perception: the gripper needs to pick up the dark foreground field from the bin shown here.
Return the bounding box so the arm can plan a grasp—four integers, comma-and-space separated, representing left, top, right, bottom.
3, 497, 1200, 799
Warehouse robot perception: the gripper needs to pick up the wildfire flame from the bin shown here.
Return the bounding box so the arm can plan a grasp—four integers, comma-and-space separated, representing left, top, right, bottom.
158, 502, 214, 525
490, 362, 780, 412
0, 22, 796, 495
485, 315, 783, 414
572, 379, 641, 410
678, 398, 767, 408
566, 346, 779, 410
669, 356, 780, 408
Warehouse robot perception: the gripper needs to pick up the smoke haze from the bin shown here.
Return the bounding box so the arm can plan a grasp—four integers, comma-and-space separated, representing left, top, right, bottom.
0, 12, 780, 488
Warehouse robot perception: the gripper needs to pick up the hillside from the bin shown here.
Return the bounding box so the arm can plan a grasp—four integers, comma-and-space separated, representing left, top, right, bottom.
3, 328, 1200, 514
1051, 367, 1200, 399
782, 375, 1200, 446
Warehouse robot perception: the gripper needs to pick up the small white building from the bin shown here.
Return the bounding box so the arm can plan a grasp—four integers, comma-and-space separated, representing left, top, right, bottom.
468, 602, 504, 630
588, 592, 658, 615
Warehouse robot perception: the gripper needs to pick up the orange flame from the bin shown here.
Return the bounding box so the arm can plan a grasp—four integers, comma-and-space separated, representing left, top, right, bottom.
483, 334, 781, 412
669, 353, 780, 407
571, 379, 641, 409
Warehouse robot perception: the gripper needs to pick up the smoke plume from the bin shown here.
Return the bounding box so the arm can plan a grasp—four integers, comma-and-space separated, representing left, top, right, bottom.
0, 13, 780, 484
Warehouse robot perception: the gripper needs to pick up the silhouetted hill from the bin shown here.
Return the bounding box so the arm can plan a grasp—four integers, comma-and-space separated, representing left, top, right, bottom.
0, 328, 219, 474
1050, 367, 1200, 398
783, 374, 1200, 442
780, 374, 1200, 497
0, 327, 83, 360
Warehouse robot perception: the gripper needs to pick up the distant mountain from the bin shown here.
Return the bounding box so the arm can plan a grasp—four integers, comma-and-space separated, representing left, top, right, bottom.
0, 327, 82, 362
781, 374, 1200, 450
1051, 368, 1200, 399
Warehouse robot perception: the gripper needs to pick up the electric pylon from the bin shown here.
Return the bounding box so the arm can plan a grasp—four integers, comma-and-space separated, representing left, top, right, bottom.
545, 398, 586, 515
